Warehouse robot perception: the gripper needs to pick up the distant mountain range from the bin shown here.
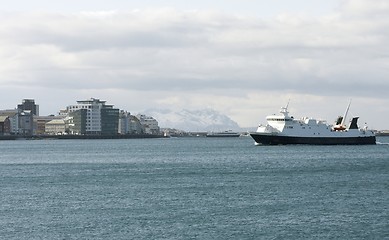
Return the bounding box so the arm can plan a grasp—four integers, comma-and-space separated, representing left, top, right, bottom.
141, 108, 241, 132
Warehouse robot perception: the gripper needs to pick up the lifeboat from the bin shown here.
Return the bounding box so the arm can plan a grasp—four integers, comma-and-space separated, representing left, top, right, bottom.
333, 125, 346, 131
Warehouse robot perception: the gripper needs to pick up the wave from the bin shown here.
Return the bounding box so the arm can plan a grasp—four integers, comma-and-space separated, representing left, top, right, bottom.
376, 142, 389, 145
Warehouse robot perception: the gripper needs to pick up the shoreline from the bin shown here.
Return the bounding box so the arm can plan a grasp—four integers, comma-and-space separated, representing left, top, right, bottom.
0, 134, 167, 140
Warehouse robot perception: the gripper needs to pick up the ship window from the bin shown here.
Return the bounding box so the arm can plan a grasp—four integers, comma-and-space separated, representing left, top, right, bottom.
268, 118, 288, 122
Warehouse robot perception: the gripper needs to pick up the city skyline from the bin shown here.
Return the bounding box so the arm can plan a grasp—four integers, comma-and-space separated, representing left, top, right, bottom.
1, 0, 388, 129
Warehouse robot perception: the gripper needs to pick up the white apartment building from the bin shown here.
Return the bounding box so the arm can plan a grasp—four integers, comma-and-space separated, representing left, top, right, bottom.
66, 98, 119, 135
67, 98, 104, 134
136, 114, 160, 134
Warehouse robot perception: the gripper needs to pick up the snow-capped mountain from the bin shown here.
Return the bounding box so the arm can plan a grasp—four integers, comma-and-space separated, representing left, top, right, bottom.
141, 108, 241, 132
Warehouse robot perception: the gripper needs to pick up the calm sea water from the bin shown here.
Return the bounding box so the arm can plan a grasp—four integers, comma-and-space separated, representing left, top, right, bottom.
1, 137, 388, 239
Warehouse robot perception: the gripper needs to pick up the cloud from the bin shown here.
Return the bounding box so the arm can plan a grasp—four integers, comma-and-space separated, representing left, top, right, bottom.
0, 0, 388, 129
341, 0, 389, 17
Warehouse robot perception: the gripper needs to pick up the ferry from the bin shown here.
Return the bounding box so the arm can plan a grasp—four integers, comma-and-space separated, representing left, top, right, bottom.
206, 130, 240, 138
250, 102, 376, 145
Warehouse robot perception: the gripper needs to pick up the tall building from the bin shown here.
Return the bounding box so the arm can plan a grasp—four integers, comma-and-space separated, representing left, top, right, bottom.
18, 111, 33, 135
67, 109, 87, 135
101, 108, 119, 135
17, 99, 39, 116
66, 98, 119, 135
118, 111, 130, 134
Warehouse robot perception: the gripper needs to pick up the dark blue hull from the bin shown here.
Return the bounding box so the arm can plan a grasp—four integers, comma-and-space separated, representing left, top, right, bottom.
250, 133, 376, 145
206, 134, 240, 138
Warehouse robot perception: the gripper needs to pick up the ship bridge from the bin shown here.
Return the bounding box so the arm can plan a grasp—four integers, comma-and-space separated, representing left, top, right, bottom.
265, 106, 295, 132
266, 107, 294, 123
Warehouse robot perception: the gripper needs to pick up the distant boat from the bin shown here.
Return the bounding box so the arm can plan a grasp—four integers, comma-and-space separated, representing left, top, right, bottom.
250, 101, 376, 145
206, 130, 240, 138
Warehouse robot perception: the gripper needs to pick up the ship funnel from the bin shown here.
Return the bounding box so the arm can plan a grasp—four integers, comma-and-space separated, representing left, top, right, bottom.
335, 116, 343, 125
349, 117, 359, 129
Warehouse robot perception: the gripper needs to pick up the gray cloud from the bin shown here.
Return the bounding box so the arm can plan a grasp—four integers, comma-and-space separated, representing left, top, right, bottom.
1, 1, 389, 128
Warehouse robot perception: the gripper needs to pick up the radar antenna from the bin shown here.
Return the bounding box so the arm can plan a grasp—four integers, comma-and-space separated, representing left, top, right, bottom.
280, 99, 290, 115
285, 99, 290, 109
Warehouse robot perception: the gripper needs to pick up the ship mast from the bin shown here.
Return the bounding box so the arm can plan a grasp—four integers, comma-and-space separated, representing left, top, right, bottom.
341, 100, 351, 127
280, 99, 290, 116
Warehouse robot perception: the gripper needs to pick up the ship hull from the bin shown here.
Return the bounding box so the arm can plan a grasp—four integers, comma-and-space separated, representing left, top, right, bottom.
206, 134, 240, 138
206, 131, 240, 137
250, 133, 376, 145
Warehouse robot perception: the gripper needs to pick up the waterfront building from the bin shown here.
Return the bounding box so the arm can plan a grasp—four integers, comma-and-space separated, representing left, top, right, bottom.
45, 119, 66, 135
19, 111, 33, 136
101, 107, 119, 135
0, 116, 10, 135
136, 114, 160, 134
118, 111, 130, 134
66, 109, 87, 135
17, 99, 39, 116
0, 110, 19, 134
66, 98, 119, 135
119, 111, 144, 134
129, 115, 144, 134
1, 108, 35, 135
34, 115, 65, 135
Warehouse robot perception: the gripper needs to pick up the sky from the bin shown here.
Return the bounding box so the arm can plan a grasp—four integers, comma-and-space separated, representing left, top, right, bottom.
1, 0, 388, 129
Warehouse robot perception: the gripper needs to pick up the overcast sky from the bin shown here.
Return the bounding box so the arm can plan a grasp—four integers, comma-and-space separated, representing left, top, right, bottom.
1, 0, 388, 129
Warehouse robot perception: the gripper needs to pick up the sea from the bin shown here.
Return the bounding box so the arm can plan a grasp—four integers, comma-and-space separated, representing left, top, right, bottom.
1, 136, 388, 239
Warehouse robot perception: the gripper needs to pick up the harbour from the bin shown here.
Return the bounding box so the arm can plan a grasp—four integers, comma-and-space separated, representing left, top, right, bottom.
1, 137, 388, 239
1, 1, 389, 239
